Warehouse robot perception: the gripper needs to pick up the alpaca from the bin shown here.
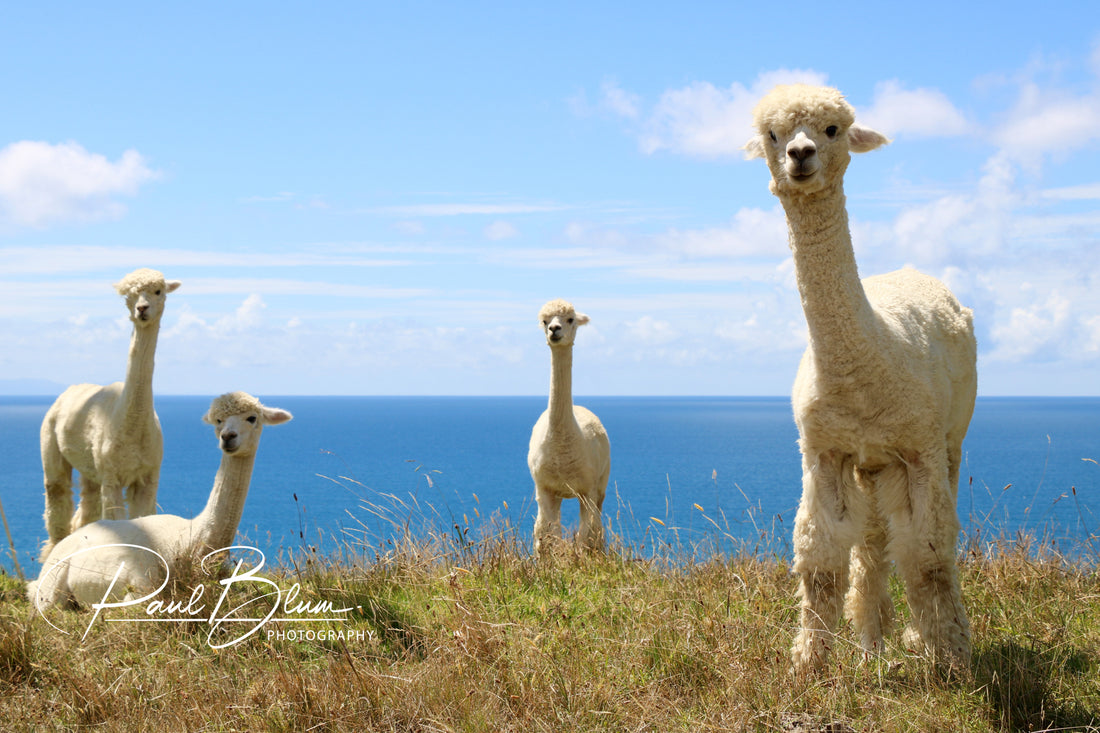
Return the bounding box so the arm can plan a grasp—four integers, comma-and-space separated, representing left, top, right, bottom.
39, 268, 181, 560
527, 299, 611, 558
29, 392, 292, 611
744, 84, 977, 673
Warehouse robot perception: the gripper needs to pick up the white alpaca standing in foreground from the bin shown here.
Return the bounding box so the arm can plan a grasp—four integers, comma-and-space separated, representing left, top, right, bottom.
29, 392, 292, 611
39, 268, 181, 560
527, 299, 611, 558
744, 84, 976, 673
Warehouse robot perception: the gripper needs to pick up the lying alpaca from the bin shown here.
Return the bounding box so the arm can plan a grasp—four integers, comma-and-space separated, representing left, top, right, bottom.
744, 84, 977, 673
29, 392, 292, 611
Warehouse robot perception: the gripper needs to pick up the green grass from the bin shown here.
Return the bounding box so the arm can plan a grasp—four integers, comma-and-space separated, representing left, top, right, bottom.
2, 515, 1098, 732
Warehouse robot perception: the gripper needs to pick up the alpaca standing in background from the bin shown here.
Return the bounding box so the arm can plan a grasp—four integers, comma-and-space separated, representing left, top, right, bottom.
39, 268, 181, 560
527, 299, 611, 558
30, 392, 292, 610
744, 84, 976, 673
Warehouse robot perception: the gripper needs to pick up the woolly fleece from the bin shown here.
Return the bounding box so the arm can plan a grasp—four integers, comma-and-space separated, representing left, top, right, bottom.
747, 84, 976, 674
527, 299, 610, 558
29, 393, 292, 611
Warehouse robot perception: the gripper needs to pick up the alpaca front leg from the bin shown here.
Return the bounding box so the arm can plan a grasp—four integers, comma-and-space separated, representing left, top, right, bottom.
533, 487, 563, 559
577, 491, 605, 552
42, 466, 74, 559
791, 450, 859, 674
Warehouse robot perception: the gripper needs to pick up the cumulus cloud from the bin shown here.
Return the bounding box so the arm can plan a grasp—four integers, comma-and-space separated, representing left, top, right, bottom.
992, 90, 1100, 165
858, 80, 971, 138
989, 292, 1072, 362
0, 140, 159, 227
603, 68, 828, 158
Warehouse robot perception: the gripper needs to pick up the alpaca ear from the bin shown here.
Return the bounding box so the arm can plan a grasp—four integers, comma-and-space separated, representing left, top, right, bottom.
575, 312, 590, 326
848, 124, 890, 153
262, 407, 293, 425
742, 136, 765, 160
166, 280, 182, 293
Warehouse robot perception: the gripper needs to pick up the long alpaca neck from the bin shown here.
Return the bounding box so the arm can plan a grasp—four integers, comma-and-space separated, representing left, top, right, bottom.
117, 323, 159, 427
782, 185, 877, 371
546, 345, 578, 434
190, 452, 257, 552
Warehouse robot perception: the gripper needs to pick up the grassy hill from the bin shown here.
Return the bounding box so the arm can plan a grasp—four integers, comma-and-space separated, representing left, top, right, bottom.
1, 525, 1098, 731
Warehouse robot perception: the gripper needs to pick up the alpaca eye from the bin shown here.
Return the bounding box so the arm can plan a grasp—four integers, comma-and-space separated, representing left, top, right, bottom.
568, 318, 574, 324
247, 416, 257, 424
825, 125, 838, 138
154, 289, 161, 295
769, 131, 777, 142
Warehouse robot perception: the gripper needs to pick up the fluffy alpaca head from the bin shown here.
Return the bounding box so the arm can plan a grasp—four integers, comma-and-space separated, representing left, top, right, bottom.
537, 299, 590, 348
742, 84, 889, 197
202, 392, 293, 456
113, 268, 182, 327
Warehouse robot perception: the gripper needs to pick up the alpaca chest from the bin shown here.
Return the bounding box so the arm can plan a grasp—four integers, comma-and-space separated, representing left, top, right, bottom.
98, 434, 162, 478
795, 393, 923, 470
528, 450, 598, 498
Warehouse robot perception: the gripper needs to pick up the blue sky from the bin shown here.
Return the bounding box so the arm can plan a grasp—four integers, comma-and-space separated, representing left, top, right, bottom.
1, 3, 1098, 396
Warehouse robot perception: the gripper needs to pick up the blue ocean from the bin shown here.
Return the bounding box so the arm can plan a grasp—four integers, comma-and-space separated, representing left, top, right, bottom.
1, 396, 1098, 575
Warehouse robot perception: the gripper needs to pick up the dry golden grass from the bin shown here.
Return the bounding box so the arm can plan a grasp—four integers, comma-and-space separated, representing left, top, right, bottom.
1, 520, 1098, 732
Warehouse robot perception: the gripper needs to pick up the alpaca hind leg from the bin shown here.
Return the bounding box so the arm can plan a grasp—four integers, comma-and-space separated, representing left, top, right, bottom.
577, 490, 606, 552
533, 487, 564, 559
791, 450, 861, 674
895, 455, 971, 670
845, 518, 893, 658
99, 481, 125, 521
127, 473, 159, 518
70, 477, 103, 532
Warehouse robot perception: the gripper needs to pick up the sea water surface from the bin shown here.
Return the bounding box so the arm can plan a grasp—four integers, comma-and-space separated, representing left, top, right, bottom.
1, 396, 1098, 574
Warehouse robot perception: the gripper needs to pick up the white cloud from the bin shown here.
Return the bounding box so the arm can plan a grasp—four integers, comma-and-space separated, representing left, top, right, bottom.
392, 220, 425, 235
610, 68, 828, 158
484, 220, 518, 240
0, 245, 416, 276
369, 203, 565, 216
858, 80, 971, 138
0, 140, 159, 227
988, 292, 1072, 362
655, 207, 787, 258
1041, 182, 1100, 201
608, 70, 972, 157
994, 92, 1100, 165
624, 315, 679, 345
599, 79, 640, 119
